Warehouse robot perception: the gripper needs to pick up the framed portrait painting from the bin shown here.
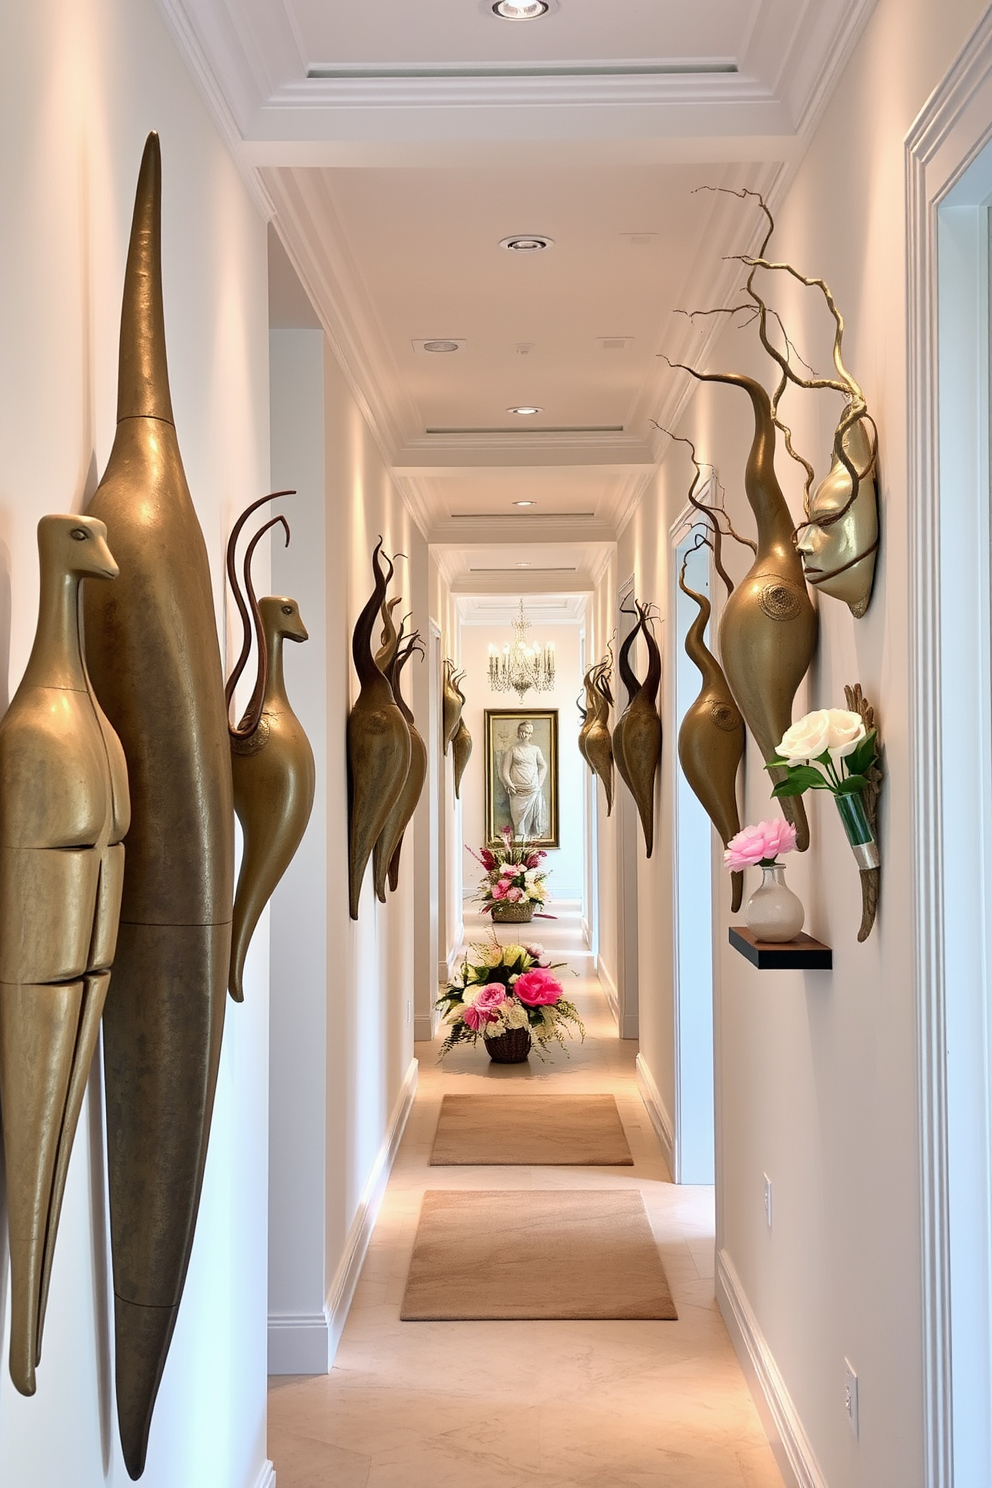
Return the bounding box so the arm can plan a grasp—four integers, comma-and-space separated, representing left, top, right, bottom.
484, 709, 559, 849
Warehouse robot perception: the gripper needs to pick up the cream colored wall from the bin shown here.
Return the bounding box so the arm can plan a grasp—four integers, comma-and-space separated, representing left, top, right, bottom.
0, 0, 272, 1484
588, 558, 620, 998
457, 623, 586, 902
614, 3, 990, 1485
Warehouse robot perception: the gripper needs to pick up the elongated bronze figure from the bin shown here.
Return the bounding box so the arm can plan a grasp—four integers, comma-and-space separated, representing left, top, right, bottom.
585, 664, 615, 816
452, 716, 473, 800
375, 634, 427, 893
0, 515, 128, 1396
442, 659, 464, 755
613, 606, 662, 856
348, 542, 411, 918
674, 367, 817, 850
677, 541, 746, 912
82, 133, 234, 1479
226, 501, 315, 1001
576, 686, 591, 768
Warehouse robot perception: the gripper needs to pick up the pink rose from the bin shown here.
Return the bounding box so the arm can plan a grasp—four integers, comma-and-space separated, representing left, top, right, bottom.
724, 819, 797, 872
462, 984, 505, 1030
514, 968, 562, 1007
506, 886, 523, 903
491, 880, 508, 900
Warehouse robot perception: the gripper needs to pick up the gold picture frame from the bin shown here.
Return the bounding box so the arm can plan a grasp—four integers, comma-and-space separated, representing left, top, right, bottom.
484, 709, 559, 849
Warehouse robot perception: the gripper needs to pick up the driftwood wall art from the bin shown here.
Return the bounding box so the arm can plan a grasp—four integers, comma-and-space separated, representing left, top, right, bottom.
0, 515, 128, 1397
82, 133, 235, 1480
226, 495, 316, 1001
669, 364, 817, 851
348, 541, 411, 918
376, 631, 428, 891
612, 603, 662, 857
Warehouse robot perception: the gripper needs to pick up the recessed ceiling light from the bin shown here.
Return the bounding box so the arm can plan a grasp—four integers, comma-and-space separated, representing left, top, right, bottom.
422, 339, 460, 353
513, 500, 536, 506
500, 235, 554, 253
492, 0, 549, 17
507, 406, 542, 415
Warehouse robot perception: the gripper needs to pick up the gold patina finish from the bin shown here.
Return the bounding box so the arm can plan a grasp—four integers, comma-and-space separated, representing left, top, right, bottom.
676, 538, 746, 913
584, 660, 615, 816
226, 500, 315, 999
0, 515, 128, 1397
452, 716, 473, 800
82, 133, 234, 1479
376, 632, 428, 891
612, 604, 662, 857
348, 542, 411, 919
675, 367, 817, 851
442, 659, 465, 755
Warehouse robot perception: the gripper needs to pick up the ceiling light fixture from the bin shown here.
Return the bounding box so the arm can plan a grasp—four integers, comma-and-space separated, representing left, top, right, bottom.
488, 600, 555, 703
508, 406, 542, 416
422, 339, 461, 353
492, 0, 549, 18
513, 500, 536, 507
500, 235, 553, 253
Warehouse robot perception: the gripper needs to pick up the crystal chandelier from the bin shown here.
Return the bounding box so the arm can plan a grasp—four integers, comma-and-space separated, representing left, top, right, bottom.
488, 600, 555, 703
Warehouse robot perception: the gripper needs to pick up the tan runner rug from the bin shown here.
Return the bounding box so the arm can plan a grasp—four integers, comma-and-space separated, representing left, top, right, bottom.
429, 1093, 633, 1166
400, 1190, 678, 1320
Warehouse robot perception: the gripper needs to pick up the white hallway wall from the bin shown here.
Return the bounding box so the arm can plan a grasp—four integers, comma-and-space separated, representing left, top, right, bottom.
604, 1, 991, 1485
457, 622, 586, 903
0, 0, 272, 1484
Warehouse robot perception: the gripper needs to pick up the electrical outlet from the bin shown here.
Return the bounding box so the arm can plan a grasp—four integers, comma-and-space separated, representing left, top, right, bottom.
763, 1173, 773, 1228
844, 1359, 859, 1438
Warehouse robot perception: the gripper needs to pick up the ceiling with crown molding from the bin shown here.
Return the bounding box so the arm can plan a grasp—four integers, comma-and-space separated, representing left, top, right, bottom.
160, 0, 876, 590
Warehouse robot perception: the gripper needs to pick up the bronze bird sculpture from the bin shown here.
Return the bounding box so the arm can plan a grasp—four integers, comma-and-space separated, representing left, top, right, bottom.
375, 632, 427, 894
226, 496, 315, 1001
674, 366, 817, 850
0, 515, 128, 1396
82, 133, 235, 1478
676, 538, 746, 912
613, 604, 662, 856
348, 541, 411, 918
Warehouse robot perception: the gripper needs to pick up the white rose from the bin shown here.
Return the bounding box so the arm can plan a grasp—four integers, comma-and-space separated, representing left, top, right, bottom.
824, 708, 867, 761
777, 709, 832, 761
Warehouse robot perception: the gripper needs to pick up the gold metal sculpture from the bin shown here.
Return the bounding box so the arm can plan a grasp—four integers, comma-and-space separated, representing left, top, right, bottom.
226, 495, 315, 1000
612, 603, 662, 857
373, 627, 427, 896
584, 659, 615, 816
576, 687, 591, 769
442, 659, 465, 756
452, 715, 473, 800
348, 541, 411, 918
668, 362, 817, 851
676, 533, 746, 912
0, 515, 128, 1396
82, 133, 235, 1479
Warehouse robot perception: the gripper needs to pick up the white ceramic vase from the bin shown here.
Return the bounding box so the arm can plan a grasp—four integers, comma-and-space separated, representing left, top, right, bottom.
745, 863, 805, 943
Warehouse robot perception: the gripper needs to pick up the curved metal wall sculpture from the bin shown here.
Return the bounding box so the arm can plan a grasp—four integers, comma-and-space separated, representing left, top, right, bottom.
672, 366, 818, 851
82, 133, 235, 1478
377, 632, 428, 891
612, 604, 662, 857
0, 515, 128, 1396
348, 541, 411, 919
226, 495, 315, 1001
452, 716, 473, 800
676, 536, 746, 913
441, 659, 464, 756
584, 660, 615, 816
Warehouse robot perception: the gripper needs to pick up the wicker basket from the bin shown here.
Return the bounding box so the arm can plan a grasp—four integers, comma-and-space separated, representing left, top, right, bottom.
490, 900, 535, 923
484, 1027, 532, 1063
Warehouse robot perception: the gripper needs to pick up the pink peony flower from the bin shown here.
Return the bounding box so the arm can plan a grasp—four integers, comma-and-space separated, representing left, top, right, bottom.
491, 880, 508, 900
724, 819, 797, 871
505, 886, 524, 903
514, 968, 562, 1007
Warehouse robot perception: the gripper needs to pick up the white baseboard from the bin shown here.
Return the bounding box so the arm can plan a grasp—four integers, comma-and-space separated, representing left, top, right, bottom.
414, 1012, 437, 1042
251, 1460, 276, 1488
635, 1053, 675, 1180
716, 1249, 828, 1488
267, 1058, 418, 1375
598, 955, 620, 1026
580, 914, 592, 949
446, 929, 463, 981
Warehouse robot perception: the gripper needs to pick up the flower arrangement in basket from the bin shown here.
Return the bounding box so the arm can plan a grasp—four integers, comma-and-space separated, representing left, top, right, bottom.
468, 827, 551, 923
436, 939, 583, 1063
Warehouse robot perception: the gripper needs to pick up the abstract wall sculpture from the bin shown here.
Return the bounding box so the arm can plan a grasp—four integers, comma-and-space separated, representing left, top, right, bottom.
612, 603, 662, 857
670, 364, 818, 851
82, 133, 235, 1480
442, 658, 465, 756
732, 193, 879, 619
676, 534, 746, 913
452, 716, 473, 800
0, 515, 128, 1397
583, 656, 615, 816
376, 630, 428, 889
226, 494, 315, 1001
348, 541, 411, 919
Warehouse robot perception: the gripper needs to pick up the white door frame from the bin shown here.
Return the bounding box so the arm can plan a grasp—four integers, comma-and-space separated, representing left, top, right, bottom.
908, 15, 992, 1482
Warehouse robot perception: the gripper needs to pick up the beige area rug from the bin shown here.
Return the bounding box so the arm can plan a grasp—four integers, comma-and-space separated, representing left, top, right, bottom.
400, 1190, 678, 1320
430, 1093, 634, 1167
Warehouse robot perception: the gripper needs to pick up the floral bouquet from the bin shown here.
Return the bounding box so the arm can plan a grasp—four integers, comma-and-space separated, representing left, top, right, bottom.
766, 704, 881, 872
723, 818, 798, 872
468, 827, 551, 918
436, 938, 583, 1060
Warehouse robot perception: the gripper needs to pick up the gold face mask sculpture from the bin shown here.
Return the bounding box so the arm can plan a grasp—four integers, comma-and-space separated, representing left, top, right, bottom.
795, 414, 878, 619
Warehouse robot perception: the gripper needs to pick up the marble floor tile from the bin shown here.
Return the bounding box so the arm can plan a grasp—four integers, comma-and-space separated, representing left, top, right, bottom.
268, 908, 784, 1488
